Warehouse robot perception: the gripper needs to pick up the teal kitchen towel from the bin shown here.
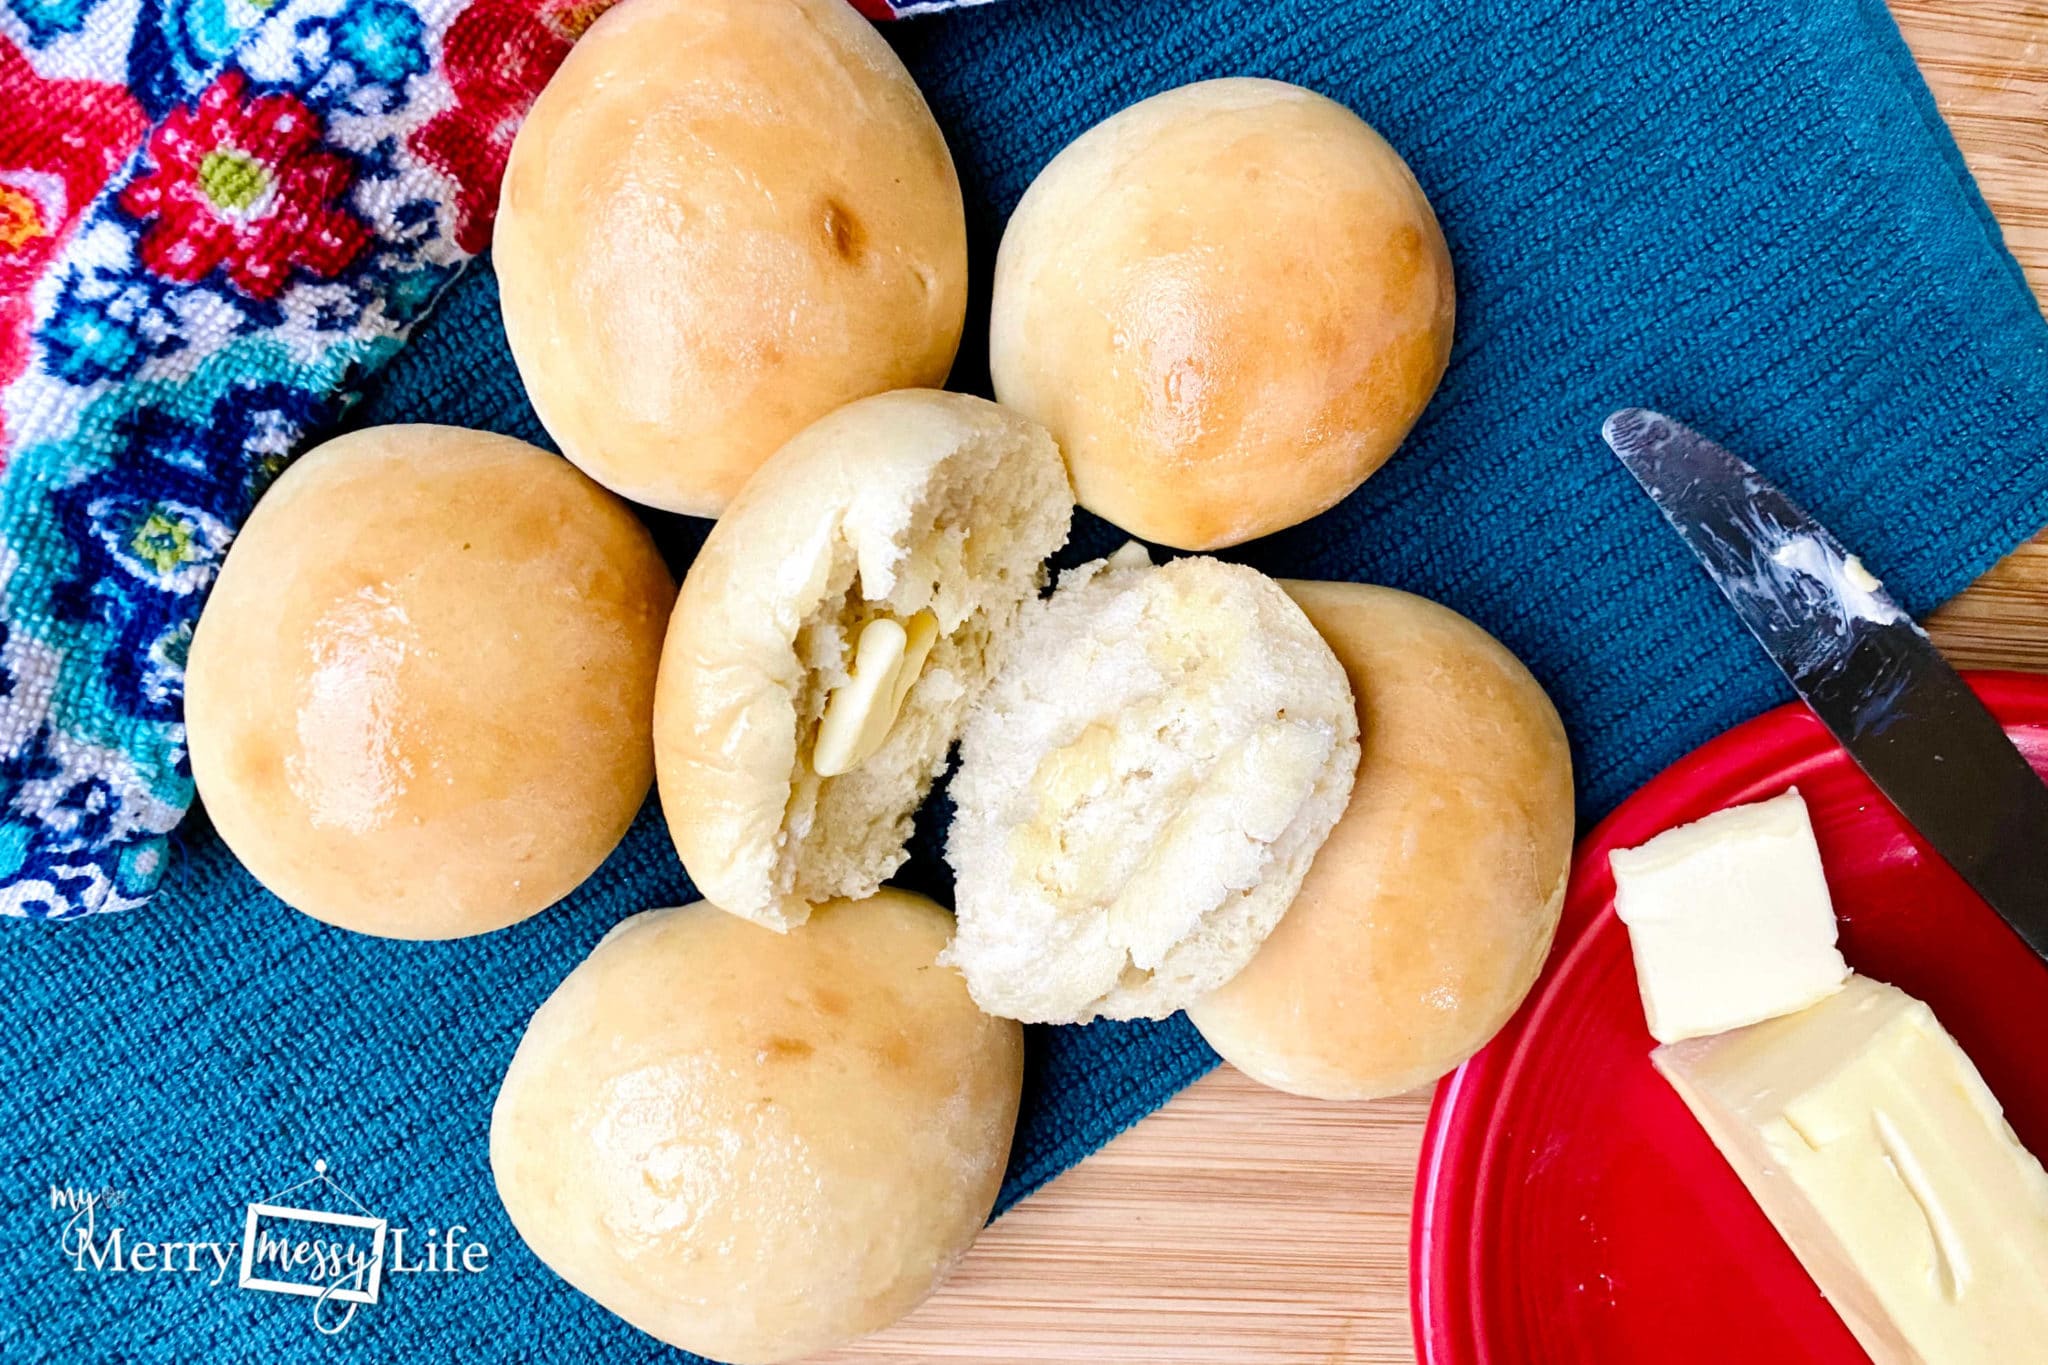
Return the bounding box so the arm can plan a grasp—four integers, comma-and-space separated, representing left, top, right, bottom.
7, 0, 2048, 1359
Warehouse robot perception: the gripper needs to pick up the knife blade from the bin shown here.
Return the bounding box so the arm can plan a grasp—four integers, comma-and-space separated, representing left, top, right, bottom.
1602, 406, 2048, 964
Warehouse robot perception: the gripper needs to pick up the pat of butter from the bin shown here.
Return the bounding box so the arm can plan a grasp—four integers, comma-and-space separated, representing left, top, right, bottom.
1655, 976, 2048, 1364
1610, 789, 1849, 1043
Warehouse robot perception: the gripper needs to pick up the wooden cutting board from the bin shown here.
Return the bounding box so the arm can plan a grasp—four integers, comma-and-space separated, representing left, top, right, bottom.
827, 4, 2048, 1360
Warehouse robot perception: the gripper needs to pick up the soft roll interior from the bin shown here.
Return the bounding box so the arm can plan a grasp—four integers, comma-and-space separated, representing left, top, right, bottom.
943, 552, 1360, 1022
776, 427, 1070, 911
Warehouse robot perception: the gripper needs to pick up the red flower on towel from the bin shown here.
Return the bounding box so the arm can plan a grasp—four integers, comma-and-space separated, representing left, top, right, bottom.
118, 71, 371, 301
0, 33, 147, 462
408, 0, 614, 254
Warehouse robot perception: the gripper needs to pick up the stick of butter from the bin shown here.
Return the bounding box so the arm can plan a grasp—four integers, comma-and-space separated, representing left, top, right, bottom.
1655, 976, 2048, 1364
1610, 789, 1849, 1043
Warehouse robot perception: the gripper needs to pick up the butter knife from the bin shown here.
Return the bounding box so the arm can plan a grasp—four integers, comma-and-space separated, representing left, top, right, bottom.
1602, 407, 2048, 964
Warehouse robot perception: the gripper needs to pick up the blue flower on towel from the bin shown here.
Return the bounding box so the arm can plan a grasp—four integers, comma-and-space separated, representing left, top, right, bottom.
10, 0, 101, 45
136, 0, 267, 109
42, 292, 146, 384
332, 0, 428, 85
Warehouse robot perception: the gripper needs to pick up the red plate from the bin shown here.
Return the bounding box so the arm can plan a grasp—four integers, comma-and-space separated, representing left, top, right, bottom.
1411, 669, 2048, 1365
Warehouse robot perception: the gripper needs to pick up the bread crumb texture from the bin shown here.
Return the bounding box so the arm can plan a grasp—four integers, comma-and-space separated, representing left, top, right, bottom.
944, 548, 1359, 1022
656, 391, 1072, 931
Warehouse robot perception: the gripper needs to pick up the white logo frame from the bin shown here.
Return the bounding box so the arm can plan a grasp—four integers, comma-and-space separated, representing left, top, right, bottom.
237, 1202, 388, 1306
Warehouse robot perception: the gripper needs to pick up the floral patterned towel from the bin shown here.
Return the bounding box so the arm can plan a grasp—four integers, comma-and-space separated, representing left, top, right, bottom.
0, 0, 965, 921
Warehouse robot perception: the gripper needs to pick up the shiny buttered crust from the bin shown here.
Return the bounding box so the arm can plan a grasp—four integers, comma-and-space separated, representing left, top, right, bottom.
655, 389, 1072, 930
496, 0, 969, 516
943, 548, 1360, 1022
990, 78, 1454, 551
491, 891, 1023, 1365
1187, 583, 1574, 1100
185, 425, 674, 939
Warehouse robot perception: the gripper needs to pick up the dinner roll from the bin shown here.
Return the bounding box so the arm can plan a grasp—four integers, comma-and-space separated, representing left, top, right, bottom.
990, 78, 1454, 551
496, 0, 968, 516
943, 546, 1359, 1023
655, 390, 1071, 930
1187, 583, 1574, 1100
185, 425, 672, 939
492, 890, 1022, 1365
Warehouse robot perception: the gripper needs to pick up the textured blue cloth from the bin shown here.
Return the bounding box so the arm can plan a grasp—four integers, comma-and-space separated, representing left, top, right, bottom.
7, 0, 2048, 1358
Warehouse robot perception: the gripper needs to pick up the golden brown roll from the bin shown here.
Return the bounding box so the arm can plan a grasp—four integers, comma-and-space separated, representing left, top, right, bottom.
491, 890, 1023, 1365
1186, 582, 1574, 1100
185, 425, 673, 939
990, 78, 1455, 551
496, 0, 968, 516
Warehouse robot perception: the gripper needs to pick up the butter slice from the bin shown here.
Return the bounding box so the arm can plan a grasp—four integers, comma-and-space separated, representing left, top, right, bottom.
1655, 976, 2048, 1364
1610, 789, 1848, 1043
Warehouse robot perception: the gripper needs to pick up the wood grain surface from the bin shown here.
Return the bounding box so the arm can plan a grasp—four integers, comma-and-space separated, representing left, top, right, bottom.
826, 6, 2048, 1361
